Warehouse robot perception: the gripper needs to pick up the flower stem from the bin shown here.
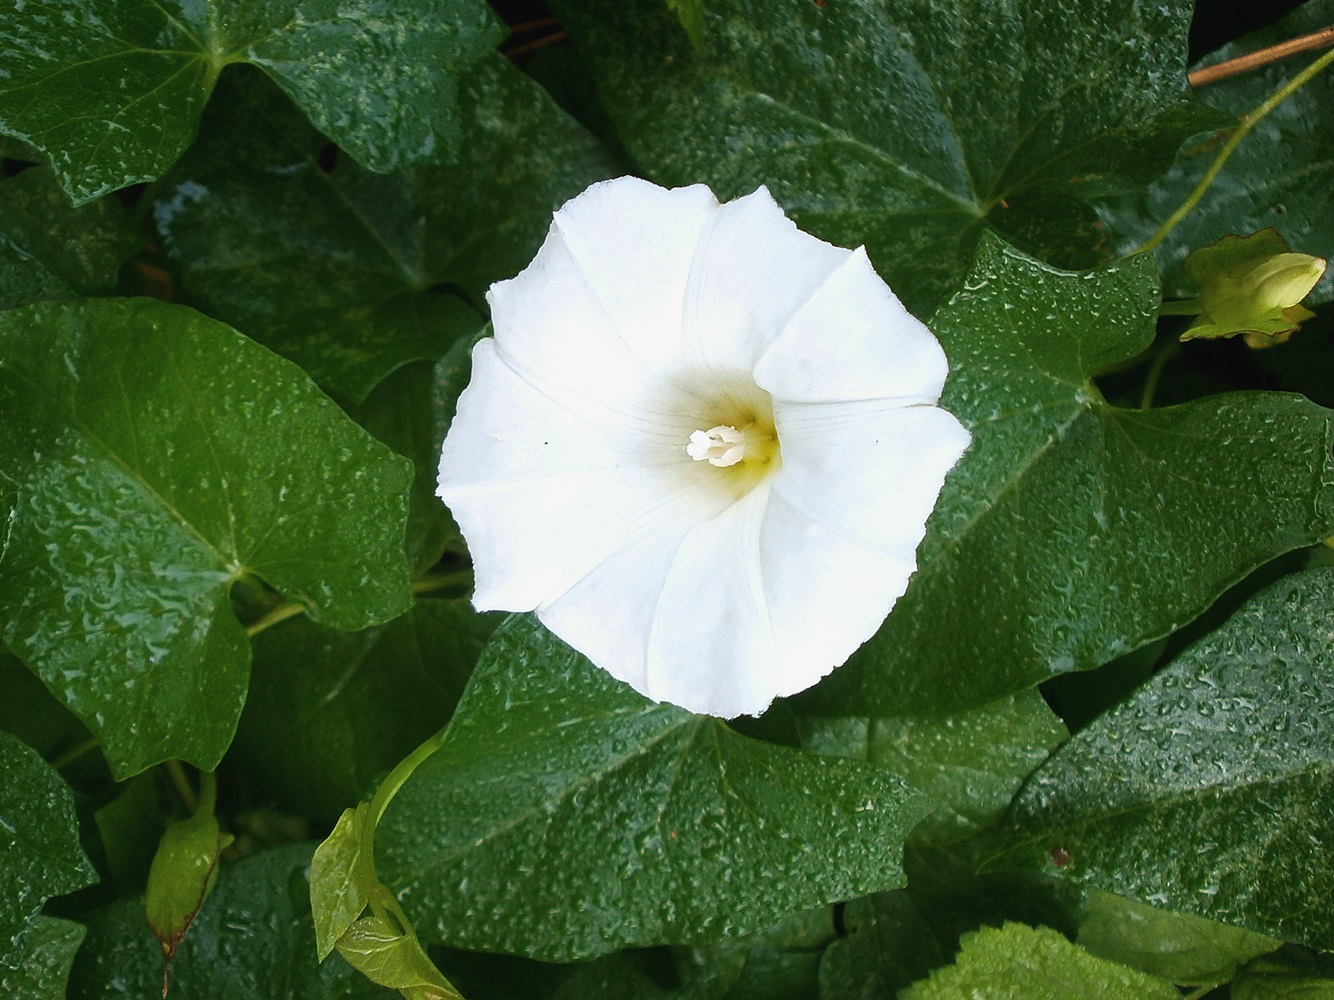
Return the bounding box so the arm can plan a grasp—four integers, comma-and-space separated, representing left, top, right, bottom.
1139, 45, 1334, 254
1139, 341, 1179, 410
1158, 298, 1203, 316
48, 737, 100, 771
1190, 25, 1334, 88
164, 760, 197, 814
412, 568, 474, 597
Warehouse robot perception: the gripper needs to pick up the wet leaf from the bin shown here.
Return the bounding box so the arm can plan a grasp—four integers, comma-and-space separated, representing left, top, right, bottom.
146, 809, 233, 963
798, 236, 1334, 717
0, 298, 413, 777
0, 0, 504, 203
311, 804, 375, 962
553, 0, 1223, 315
899, 922, 1180, 999
984, 567, 1334, 950
377, 616, 931, 961
336, 912, 462, 1000
0, 916, 86, 1000
150, 57, 614, 401
0, 730, 96, 969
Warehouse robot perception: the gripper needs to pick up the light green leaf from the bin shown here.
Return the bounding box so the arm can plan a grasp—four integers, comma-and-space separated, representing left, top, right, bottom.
816, 893, 949, 1000
1076, 890, 1278, 986
377, 616, 932, 961
1232, 953, 1334, 1000
983, 567, 1334, 950
900, 922, 1180, 1000
1100, 0, 1334, 305
0, 0, 505, 203
233, 600, 499, 824
798, 236, 1334, 717
799, 690, 1067, 842
67, 843, 395, 999
553, 0, 1223, 315
0, 298, 413, 778
0, 916, 86, 1000
0, 731, 96, 969
0, 161, 140, 311
150, 57, 614, 401
336, 912, 462, 1000
311, 804, 374, 962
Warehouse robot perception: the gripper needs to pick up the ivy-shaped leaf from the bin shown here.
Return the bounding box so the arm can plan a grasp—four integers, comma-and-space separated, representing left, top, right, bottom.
984, 567, 1334, 950
0, 0, 505, 204
0, 298, 413, 778
798, 236, 1334, 717
0, 731, 96, 967
552, 0, 1224, 314
1101, 0, 1334, 305
149, 56, 616, 401
376, 616, 932, 961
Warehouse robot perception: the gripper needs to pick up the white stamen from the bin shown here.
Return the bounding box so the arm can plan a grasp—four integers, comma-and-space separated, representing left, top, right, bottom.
687, 425, 746, 467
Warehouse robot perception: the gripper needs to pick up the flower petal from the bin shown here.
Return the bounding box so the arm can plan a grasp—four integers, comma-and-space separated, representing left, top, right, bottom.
549, 176, 722, 377
488, 218, 705, 433
681, 187, 850, 381
439, 343, 720, 609
754, 247, 950, 404
644, 486, 779, 717
772, 401, 971, 554
758, 489, 918, 697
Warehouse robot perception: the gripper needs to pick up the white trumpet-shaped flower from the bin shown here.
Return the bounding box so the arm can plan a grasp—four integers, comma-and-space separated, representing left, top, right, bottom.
438, 177, 970, 718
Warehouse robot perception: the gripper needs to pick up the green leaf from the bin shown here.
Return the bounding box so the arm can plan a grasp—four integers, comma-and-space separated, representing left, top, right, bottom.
0, 731, 96, 968
0, 916, 86, 1000
336, 912, 462, 1000
1232, 953, 1334, 1000
0, 162, 140, 311
377, 616, 932, 961
797, 236, 1334, 717
899, 922, 1180, 1000
94, 774, 165, 894
552, 0, 1223, 315
1100, 0, 1334, 306
1076, 890, 1278, 987
145, 809, 233, 963
0, 298, 413, 778
233, 600, 499, 824
310, 804, 374, 961
799, 690, 1068, 842
983, 567, 1334, 950
150, 57, 614, 400
67, 843, 395, 999
0, 0, 505, 204
676, 907, 834, 999
817, 893, 949, 1000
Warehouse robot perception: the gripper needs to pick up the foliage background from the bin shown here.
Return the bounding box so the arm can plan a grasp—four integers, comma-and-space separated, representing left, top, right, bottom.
1, 0, 1332, 996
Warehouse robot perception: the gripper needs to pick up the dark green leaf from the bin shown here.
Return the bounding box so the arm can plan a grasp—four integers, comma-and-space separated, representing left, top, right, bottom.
0, 0, 504, 203
676, 907, 834, 1000
797, 237, 1334, 717
233, 600, 498, 824
0, 163, 139, 311
899, 922, 1180, 1000
377, 616, 931, 961
1232, 952, 1334, 1000
983, 567, 1334, 950
150, 57, 614, 400
553, 0, 1223, 314
67, 843, 395, 999
1076, 890, 1278, 986
1099, 0, 1334, 305
817, 893, 949, 1000
94, 774, 165, 894
0, 298, 413, 778
799, 690, 1067, 842
0, 916, 86, 1000
0, 730, 96, 968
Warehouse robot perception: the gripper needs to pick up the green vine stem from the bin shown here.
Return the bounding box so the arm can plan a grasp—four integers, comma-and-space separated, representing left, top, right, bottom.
244, 600, 306, 637
1139, 45, 1334, 254
164, 760, 198, 814
360, 726, 451, 932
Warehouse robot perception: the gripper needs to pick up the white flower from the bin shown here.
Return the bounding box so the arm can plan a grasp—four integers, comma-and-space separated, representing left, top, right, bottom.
437, 177, 970, 718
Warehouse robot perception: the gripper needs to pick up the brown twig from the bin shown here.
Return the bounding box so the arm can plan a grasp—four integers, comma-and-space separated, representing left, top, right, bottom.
507, 17, 560, 35
1190, 25, 1334, 87
505, 30, 569, 58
